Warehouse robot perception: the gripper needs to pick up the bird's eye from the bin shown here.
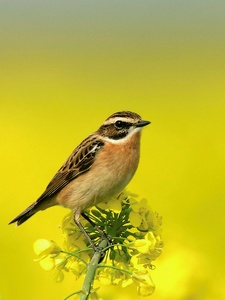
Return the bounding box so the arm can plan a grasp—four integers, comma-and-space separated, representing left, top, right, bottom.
114, 120, 124, 129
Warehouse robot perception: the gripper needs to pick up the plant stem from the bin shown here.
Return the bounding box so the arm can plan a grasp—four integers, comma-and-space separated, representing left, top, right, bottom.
80, 239, 108, 300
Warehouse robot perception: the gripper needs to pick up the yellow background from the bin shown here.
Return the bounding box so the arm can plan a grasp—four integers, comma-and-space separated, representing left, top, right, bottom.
1, 1, 225, 299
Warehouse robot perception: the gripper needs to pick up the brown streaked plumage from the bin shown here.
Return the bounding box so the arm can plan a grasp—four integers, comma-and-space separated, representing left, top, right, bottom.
9, 111, 150, 248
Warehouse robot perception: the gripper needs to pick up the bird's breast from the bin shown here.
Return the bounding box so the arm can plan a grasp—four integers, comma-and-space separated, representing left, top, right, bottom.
95, 131, 141, 190
56, 131, 141, 211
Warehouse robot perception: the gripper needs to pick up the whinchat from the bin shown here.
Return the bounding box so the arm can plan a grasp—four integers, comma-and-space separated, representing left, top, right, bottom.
9, 111, 150, 248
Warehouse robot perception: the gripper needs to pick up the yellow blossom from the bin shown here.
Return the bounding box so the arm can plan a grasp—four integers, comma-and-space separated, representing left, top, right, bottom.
133, 239, 152, 254
98, 271, 111, 286
53, 269, 64, 283
132, 269, 155, 296
129, 211, 142, 227
97, 195, 122, 212
33, 190, 163, 298
39, 256, 55, 271
33, 239, 60, 258
121, 278, 133, 287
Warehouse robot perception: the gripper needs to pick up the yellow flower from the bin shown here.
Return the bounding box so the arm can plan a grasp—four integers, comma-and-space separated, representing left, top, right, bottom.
98, 271, 111, 286
97, 194, 122, 212
129, 232, 157, 255
33, 190, 163, 298
121, 278, 133, 288
67, 261, 83, 279
33, 239, 61, 258
129, 211, 143, 227
53, 269, 64, 283
132, 269, 155, 296
39, 256, 55, 271
134, 237, 154, 254
129, 197, 154, 232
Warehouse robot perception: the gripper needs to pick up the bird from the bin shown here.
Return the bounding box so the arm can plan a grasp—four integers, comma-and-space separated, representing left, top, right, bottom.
9, 111, 150, 249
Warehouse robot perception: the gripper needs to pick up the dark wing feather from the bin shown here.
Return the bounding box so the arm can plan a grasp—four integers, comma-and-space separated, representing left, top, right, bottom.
36, 136, 104, 202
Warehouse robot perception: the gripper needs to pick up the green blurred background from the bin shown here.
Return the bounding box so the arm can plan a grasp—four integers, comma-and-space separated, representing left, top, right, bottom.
1, 1, 225, 299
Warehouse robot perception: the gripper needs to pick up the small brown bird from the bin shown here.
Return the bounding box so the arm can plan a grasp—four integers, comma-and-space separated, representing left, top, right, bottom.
9, 111, 150, 248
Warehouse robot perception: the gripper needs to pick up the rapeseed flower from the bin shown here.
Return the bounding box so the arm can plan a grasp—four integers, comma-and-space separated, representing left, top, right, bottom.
33, 190, 163, 297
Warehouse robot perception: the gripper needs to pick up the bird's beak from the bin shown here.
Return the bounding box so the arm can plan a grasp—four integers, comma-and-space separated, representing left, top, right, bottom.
135, 120, 151, 127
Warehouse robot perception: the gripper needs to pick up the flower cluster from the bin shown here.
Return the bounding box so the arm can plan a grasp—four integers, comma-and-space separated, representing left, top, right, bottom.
33, 191, 163, 298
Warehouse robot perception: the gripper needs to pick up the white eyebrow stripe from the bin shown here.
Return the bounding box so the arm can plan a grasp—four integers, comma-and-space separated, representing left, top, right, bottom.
103, 117, 134, 126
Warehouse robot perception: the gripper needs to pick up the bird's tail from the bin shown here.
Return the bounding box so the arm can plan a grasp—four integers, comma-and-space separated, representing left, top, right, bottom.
9, 196, 56, 226
9, 201, 39, 226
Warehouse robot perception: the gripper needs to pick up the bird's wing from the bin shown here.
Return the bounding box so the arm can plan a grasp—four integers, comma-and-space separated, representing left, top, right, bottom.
36, 135, 104, 202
